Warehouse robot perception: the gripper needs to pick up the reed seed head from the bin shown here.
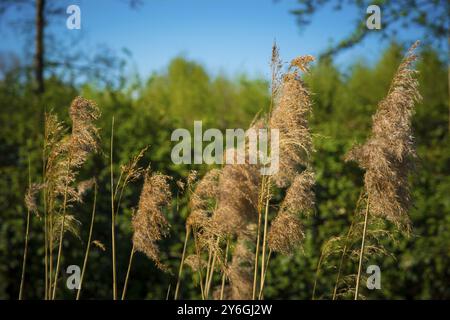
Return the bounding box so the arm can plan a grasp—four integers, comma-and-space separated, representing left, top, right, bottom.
268, 212, 304, 255
132, 171, 172, 270
269, 55, 315, 188
345, 41, 421, 232
24, 183, 43, 217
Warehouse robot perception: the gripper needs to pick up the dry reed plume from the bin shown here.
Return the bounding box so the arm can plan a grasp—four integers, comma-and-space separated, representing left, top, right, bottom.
345, 41, 421, 233
41, 96, 100, 299
345, 41, 421, 299
226, 235, 255, 299
132, 170, 172, 270
254, 51, 316, 299
269, 55, 315, 188
121, 170, 173, 299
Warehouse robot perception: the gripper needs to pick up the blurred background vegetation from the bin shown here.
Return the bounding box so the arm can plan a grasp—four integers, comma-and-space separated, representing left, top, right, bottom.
0, 0, 448, 299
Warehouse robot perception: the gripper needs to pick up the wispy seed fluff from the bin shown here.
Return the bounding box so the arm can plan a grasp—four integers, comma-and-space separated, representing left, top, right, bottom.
226, 235, 255, 299
24, 183, 43, 217
269, 55, 315, 188
187, 169, 223, 256
268, 169, 315, 255
187, 168, 222, 231
45, 97, 100, 205
267, 54, 316, 255
67, 96, 101, 168
132, 171, 172, 270
213, 150, 262, 238
345, 41, 421, 232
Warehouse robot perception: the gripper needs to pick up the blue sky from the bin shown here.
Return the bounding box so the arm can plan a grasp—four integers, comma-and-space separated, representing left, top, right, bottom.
0, 0, 420, 79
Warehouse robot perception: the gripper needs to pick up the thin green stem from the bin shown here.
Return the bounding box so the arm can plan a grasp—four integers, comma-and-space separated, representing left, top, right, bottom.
204, 246, 213, 298
332, 193, 363, 300
110, 116, 117, 300
355, 197, 370, 300
259, 177, 271, 296
121, 244, 135, 300
258, 249, 272, 300
252, 175, 266, 300
174, 229, 190, 300
219, 238, 230, 300
312, 251, 324, 300
205, 237, 220, 298
52, 156, 72, 300
76, 182, 97, 300
193, 228, 205, 300
166, 284, 171, 300
42, 132, 49, 300
19, 157, 32, 300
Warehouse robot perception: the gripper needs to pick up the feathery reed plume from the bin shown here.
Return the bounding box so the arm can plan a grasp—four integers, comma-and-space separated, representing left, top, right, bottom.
124, 171, 172, 297
111, 145, 147, 300
184, 254, 207, 272
122, 171, 172, 299
214, 158, 261, 299
256, 54, 315, 299
269, 56, 315, 188
214, 161, 261, 237
116, 147, 148, 198
176, 169, 221, 299
132, 171, 172, 269
42, 97, 100, 299
345, 41, 421, 232
227, 235, 255, 299
267, 170, 315, 256
76, 178, 95, 201
268, 213, 304, 256
24, 183, 43, 217
279, 169, 315, 216
52, 97, 100, 299
187, 169, 222, 231
345, 41, 420, 299
269, 43, 283, 114
68, 97, 101, 168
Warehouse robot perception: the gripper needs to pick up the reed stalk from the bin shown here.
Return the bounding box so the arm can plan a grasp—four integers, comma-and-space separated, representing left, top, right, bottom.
18, 157, 32, 300
354, 198, 370, 300
252, 175, 267, 299
121, 244, 135, 300
219, 238, 230, 300
42, 126, 49, 300
110, 116, 118, 300
259, 177, 271, 297
76, 182, 97, 300
204, 246, 213, 297
174, 228, 190, 299
193, 229, 205, 299
311, 251, 324, 300
166, 284, 171, 300
332, 202, 360, 300
51, 158, 71, 299
258, 249, 272, 300
205, 237, 220, 298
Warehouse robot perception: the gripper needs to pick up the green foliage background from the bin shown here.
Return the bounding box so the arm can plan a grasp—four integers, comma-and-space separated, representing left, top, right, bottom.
0, 43, 448, 299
